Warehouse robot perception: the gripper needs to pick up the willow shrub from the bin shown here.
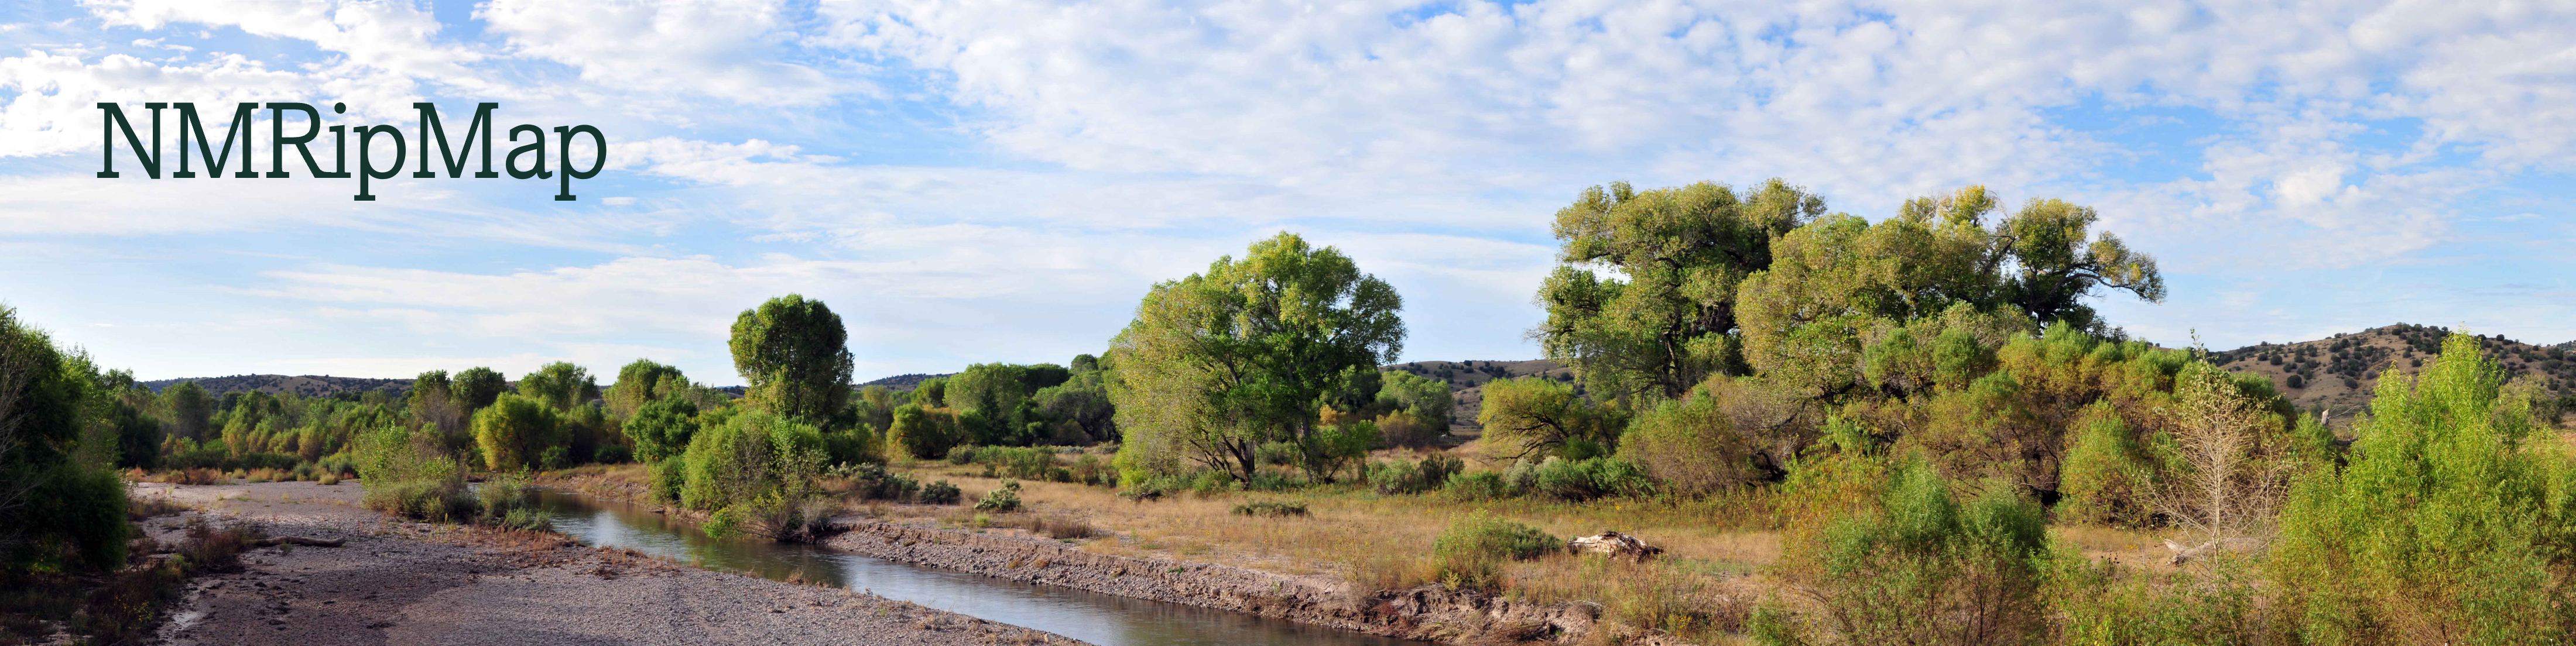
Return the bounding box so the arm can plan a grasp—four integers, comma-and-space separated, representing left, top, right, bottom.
1433, 511, 1560, 591
1760, 422, 2054, 646
2266, 332, 2576, 644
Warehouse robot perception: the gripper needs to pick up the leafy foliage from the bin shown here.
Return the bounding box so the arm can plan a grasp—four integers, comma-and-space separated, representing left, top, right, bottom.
729, 294, 856, 421
1109, 232, 1404, 483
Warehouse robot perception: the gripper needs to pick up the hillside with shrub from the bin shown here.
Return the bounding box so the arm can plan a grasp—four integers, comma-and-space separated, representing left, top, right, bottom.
138, 374, 415, 398
2210, 322, 2575, 425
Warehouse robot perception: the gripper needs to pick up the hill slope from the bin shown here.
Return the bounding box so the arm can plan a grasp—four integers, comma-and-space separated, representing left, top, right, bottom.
2210, 323, 2574, 420
139, 374, 415, 398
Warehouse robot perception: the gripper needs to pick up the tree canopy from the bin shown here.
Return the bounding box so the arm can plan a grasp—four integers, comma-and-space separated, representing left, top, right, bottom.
1109, 231, 1405, 483
729, 294, 855, 421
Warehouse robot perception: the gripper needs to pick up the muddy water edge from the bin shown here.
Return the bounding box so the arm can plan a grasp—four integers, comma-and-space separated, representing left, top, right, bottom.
527, 489, 1458, 646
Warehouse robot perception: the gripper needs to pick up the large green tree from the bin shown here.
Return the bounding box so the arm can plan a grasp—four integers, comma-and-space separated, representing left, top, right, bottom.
604, 359, 690, 418
450, 367, 508, 411
729, 294, 855, 421
1108, 232, 1404, 483
516, 361, 598, 412
1534, 179, 1823, 403
159, 380, 214, 440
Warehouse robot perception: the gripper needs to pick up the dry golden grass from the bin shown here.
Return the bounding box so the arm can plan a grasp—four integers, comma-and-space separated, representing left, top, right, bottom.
886, 461, 1781, 641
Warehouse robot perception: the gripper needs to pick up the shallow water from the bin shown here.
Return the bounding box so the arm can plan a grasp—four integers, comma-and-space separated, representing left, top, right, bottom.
528, 489, 1420, 646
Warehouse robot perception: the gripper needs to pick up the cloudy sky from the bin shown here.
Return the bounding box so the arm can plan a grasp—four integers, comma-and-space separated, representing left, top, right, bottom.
4, 0, 2572, 384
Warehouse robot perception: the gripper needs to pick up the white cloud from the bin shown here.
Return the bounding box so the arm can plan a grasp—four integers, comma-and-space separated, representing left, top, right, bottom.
476, 0, 868, 107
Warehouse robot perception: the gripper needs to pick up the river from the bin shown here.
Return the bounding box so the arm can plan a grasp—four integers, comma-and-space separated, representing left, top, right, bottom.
528, 489, 1421, 646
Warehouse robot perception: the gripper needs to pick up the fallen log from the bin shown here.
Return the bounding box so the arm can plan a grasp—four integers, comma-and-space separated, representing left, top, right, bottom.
253, 536, 345, 548
1568, 531, 1663, 562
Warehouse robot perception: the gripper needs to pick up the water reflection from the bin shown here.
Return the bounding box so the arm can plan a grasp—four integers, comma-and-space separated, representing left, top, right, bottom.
530, 489, 1419, 646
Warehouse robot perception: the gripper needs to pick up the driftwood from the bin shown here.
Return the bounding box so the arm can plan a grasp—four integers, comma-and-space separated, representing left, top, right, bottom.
253, 536, 345, 548
1568, 531, 1663, 562
2163, 538, 2264, 565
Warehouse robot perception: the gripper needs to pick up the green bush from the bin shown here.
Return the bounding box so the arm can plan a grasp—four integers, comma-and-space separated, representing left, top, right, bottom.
649, 456, 688, 504
355, 424, 478, 521
845, 462, 920, 501
1231, 500, 1309, 517
472, 394, 562, 471
592, 444, 633, 465
2267, 333, 2576, 642
537, 445, 570, 470
1433, 511, 1559, 591
1443, 470, 1513, 500
1775, 458, 2053, 646
623, 397, 699, 463
1255, 441, 1299, 466
1531, 456, 1653, 501
1366, 459, 1421, 494
947, 445, 979, 465
919, 480, 962, 505
974, 480, 1023, 512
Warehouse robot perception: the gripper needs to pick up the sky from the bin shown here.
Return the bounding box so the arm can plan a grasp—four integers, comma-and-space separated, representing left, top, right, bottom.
2, 0, 2572, 386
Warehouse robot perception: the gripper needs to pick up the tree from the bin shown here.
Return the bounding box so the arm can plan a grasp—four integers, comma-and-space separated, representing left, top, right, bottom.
624, 397, 700, 463
516, 361, 597, 412
406, 370, 468, 441
160, 380, 214, 440
472, 393, 561, 471
450, 367, 508, 410
1533, 179, 1823, 403
729, 294, 855, 421
1477, 376, 1626, 460
1983, 198, 2164, 334
1372, 370, 1454, 447
605, 359, 689, 418
1108, 232, 1405, 483
948, 362, 1072, 445
0, 305, 129, 571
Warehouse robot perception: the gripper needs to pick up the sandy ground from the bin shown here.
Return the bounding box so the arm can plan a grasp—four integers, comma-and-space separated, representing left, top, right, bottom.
132, 480, 1085, 646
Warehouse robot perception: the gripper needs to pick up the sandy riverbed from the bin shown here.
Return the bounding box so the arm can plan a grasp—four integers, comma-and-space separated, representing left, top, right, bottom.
132, 480, 1084, 646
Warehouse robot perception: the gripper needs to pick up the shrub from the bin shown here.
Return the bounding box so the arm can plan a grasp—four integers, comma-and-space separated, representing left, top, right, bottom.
1771, 458, 2053, 646
1532, 456, 1653, 501
1615, 376, 1773, 495
649, 456, 688, 504
355, 424, 477, 521
947, 445, 979, 465
592, 444, 633, 465
472, 394, 563, 471
1433, 511, 1559, 591
847, 462, 921, 501
623, 396, 700, 463
975, 480, 1023, 513
919, 480, 962, 505
537, 446, 571, 470
1443, 470, 1513, 500
2267, 333, 2576, 642
679, 411, 834, 541
1231, 500, 1310, 517
1367, 459, 1422, 494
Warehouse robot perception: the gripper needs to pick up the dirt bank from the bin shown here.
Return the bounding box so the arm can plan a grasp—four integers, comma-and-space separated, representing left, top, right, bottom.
133, 481, 1084, 646
821, 518, 1605, 644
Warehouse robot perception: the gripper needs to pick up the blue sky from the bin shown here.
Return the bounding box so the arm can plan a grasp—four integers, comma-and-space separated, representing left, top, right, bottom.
4, 0, 2572, 385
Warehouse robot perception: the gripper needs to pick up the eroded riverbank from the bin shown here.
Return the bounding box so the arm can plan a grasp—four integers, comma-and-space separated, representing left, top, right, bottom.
132, 481, 1083, 646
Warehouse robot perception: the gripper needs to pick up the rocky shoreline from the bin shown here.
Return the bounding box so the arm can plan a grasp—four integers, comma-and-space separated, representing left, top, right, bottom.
533, 469, 1616, 644
133, 481, 1086, 646
819, 517, 1604, 644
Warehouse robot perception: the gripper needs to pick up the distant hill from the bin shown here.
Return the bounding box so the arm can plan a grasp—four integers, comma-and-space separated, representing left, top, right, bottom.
2210, 323, 2574, 424
1382, 359, 1574, 435
139, 374, 415, 398
858, 373, 953, 391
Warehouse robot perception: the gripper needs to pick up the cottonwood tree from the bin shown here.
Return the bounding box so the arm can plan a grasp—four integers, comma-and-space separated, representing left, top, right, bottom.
604, 359, 690, 418
729, 294, 855, 422
160, 380, 214, 440
1476, 376, 1625, 459
1534, 180, 1822, 403
516, 362, 598, 412
450, 367, 508, 411
1108, 232, 1404, 483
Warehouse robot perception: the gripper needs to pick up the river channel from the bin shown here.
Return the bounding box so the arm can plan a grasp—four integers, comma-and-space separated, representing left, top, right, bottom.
527, 489, 1420, 646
